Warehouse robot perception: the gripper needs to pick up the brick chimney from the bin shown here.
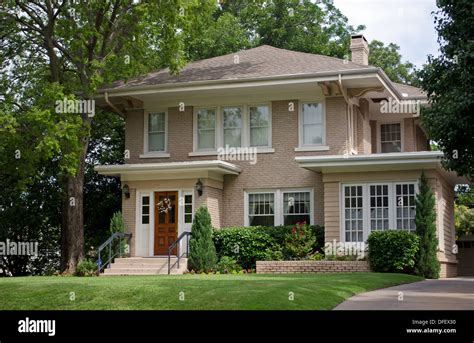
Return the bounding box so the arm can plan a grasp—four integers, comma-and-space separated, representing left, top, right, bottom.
350, 35, 369, 65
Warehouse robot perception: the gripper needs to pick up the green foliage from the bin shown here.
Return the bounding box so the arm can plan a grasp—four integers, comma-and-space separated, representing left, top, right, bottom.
213, 225, 325, 267
368, 40, 416, 84
215, 256, 242, 274
367, 230, 420, 273
188, 207, 217, 273
415, 172, 440, 279
75, 260, 98, 277
284, 222, 316, 259
418, 0, 474, 179
109, 212, 125, 235
213, 227, 276, 269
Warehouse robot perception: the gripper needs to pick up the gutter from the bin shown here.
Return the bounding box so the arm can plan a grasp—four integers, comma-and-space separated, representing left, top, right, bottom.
104, 91, 126, 117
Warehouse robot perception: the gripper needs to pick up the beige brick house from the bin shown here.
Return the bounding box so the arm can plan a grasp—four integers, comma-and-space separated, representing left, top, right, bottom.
96, 35, 466, 277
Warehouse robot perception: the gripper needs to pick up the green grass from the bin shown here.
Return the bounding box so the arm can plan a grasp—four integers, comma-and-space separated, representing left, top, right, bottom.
0, 273, 422, 310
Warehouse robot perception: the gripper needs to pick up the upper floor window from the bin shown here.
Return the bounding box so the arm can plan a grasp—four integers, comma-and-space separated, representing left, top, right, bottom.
300, 102, 325, 146
249, 105, 270, 147
197, 108, 216, 150
380, 123, 401, 153
194, 104, 271, 152
147, 112, 167, 152
223, 107, 242, 147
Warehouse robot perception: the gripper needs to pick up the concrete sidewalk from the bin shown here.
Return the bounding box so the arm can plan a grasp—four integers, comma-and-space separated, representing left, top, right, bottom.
334, 277, 474, 310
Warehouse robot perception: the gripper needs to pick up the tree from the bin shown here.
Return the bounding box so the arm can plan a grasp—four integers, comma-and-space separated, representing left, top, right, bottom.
368, 40, 416, 84
219, 0, 365, 58
1, 1, 192, 273
414, 172, 440, 279
418, 0, 474, 179
188, 206, 217, 273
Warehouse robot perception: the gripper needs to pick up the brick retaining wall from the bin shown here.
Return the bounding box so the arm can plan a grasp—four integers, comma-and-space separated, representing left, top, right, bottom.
256, 261, 370, 274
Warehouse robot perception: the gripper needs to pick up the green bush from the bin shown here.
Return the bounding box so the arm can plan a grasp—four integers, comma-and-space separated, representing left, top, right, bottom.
367, 230, 420, 273
284, 222, 315, 259
213, 227, 276, 269
75, 260, 98, 276
188, 206, 217, 273
215, 256, 242, 274
213, 225, 325, 267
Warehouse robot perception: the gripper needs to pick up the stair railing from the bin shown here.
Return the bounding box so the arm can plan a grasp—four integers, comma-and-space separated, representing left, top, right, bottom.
97, 232, 132, 273
168, 231, 191, 275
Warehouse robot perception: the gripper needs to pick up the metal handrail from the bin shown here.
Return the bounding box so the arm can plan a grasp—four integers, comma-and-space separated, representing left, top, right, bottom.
97, 232, 132, 273
168, 231, 191, 274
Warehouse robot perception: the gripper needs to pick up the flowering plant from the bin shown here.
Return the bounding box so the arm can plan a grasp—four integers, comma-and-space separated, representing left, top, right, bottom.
284, 221, 315, 259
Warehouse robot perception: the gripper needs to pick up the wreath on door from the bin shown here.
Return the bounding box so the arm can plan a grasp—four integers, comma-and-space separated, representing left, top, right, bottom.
157, 197, 173, 213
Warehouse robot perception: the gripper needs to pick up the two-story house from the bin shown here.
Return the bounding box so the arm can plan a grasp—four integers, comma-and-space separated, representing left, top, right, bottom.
96, 35, 465, 277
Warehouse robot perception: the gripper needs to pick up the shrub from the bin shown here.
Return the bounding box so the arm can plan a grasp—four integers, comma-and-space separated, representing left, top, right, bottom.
284, 222, 315, 259
415, 172, 441, 279
263, 225, 324, 252
213, 227, 276, 269
367, 230, 420, 273
75, 260, 98, 276
215, 256, 242, 274
188, 206, 217, 273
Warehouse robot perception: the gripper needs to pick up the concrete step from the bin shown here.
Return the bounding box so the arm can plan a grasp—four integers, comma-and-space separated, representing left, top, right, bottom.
101, 257, 187, 276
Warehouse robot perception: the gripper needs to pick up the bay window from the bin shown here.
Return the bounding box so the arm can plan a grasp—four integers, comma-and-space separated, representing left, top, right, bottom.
342, 182, 418, 242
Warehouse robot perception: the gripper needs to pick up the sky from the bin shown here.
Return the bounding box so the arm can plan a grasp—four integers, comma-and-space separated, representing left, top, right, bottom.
332, 0, 440, 68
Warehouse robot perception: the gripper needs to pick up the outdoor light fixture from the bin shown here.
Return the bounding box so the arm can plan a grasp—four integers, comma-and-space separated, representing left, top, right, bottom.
195, 179, 203, 196
123, 184, 130, 199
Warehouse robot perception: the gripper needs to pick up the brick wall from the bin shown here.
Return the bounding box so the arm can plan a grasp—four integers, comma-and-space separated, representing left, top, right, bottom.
256, 260, 370, 274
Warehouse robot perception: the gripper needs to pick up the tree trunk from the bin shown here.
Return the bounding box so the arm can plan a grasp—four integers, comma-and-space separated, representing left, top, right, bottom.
60, 137, 89, 273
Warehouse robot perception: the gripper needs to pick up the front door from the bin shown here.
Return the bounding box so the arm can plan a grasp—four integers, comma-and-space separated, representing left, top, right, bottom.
154, 191, 178, 255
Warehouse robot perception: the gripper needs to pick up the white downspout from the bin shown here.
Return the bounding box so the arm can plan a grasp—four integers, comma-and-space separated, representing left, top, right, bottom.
338, 74, 355, 155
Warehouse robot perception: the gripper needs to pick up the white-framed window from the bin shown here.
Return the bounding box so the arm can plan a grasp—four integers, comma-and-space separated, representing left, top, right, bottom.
245, 189, 313, 226
380, 123, 402, 153
341, 182, 418, 242
193, 104, 272, 152
141, 195, 150, 224
248, 193, 275, 226
222, 106, 243, 147
369, 184, 390, 231
146, 112, 167, 152
343, 185, 364, 242
183, 192, 193, 224
196, 108, 217, 151
283, 191, 311, 225
249, 105, 271, 147
395, 183, 416, 231
299, 102, 325, 146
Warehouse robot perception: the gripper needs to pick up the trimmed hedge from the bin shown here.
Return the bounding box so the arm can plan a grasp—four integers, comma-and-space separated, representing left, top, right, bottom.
213, 225, 324, 269
367, 230, 420, 273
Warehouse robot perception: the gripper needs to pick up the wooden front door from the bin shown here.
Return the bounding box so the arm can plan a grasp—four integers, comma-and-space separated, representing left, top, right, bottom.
154, 191, 178, 255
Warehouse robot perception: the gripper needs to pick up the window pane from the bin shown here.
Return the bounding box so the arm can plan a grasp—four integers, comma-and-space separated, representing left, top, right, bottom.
149, 113, 165, 132
343, 185, 364, 242
149, 132, 165, 151
250, 106, 269, 147
142, 215, 149, 224
381, 123, 401, 153
185, 214, 192, 223
395, 183, 417, 231
223, 107, 242, 147
249, 193, 275, 226
302, 103, 323, 145
284, 214, 310, 226
197, 109, 216, 150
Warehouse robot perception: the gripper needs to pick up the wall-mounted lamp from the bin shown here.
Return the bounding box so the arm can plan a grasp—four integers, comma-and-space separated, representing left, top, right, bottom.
123, 184, 130, 199
195, 179, 203, 197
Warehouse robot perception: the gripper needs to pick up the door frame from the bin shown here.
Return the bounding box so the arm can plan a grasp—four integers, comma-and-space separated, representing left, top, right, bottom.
135, 189, 194, 257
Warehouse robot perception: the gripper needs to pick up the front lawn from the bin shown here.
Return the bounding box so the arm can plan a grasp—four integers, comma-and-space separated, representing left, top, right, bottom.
0, 273, 422, 310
